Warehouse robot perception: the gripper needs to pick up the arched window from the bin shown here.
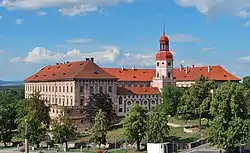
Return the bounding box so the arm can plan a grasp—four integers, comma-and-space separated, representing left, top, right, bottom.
127, 101, 131, 105
136, 101, 140, 105
144, 101, 147, 105
157, 72, 159, 78
151, 100, 155, 105
168, 71, 171, 78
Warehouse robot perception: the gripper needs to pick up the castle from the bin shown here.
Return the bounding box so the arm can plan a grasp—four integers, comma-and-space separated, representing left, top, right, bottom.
24, 31, 240, 131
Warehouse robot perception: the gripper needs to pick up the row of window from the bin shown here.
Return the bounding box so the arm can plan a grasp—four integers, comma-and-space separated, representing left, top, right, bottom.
79, 86, 112, 93
26, 84, 73, 93
118, 95, 158, 99
156, 61, 172, 67
156, 71, 172, 78
118, 106, 155, 113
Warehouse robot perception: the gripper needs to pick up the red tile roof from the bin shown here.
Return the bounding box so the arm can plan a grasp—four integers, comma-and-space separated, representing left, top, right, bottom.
103, 68, 155, 81
117, 87, 160, 95
104, 65, 240, 82
25, 60, 117, 82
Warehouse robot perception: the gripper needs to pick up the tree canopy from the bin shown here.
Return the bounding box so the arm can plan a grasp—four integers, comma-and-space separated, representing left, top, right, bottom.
123, 104, 147, 151
243, 76, 250, 87
84, 93, 117, 125
17, 92, 50, 148
52, 115, 77, 150
178, 75, 215, 126
206, 82, 249, 152
90, 109, 108, 147
161, 86, 184, 116
147, 104, 170, 143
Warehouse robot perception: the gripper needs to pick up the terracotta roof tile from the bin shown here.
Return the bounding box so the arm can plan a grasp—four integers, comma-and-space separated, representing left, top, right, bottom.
104, 65, 240, 82
117, 87, 160, 95
25, 61, 117, 82
103, 68, 155, 81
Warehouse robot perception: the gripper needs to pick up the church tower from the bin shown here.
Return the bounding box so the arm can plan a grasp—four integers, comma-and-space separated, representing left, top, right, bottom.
152, 29, 176, 91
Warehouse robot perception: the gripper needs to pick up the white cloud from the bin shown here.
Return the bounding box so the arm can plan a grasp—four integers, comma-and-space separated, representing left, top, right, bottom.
239, 56, 250, 63
244, 21, 250, 27
37, 11, 47, 16
65, 38, 92, 44
120, 51, 176, 66
0, 0, 134, 16
169, 34, 200, 43
16, 18, 23, 24
0, 15, 2, 19
10, 46, 120, 64
238, 10, 250, 18
202, 47, 216, 52
176, 0, 250, 17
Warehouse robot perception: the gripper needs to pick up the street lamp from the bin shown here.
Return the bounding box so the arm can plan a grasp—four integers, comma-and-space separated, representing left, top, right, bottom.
24, 119, 29, 153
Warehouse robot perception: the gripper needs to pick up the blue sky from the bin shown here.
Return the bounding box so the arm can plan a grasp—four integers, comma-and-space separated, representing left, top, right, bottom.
0, 0, 250, 81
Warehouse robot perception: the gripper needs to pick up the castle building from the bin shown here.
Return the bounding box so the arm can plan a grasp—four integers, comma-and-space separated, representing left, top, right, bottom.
24, 32, 240, 131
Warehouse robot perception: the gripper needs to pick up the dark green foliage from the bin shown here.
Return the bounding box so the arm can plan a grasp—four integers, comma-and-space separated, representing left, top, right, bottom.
85, 93, 117, 125
90, 109, 108, 147
243, 76, 250, 87
52, 115, 77, 151
161, 86, 184, 116
17, 92, 50, 147
0, 88, 24, 146
206, 82, 249, 152
147, 104, 170, 143
178, 75, 215, 126
123, 104, 147, 151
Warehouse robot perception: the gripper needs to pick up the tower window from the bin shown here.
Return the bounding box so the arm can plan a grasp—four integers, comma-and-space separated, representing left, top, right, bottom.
157, 72, 159, 78
168, 71, 171, 78
168, 62, 172, 66
157, 62, 159, 66
162, 62, 164, 65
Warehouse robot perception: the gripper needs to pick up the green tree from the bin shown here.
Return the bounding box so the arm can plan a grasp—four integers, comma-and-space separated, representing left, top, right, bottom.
243, 76, 250, 87
206, 82, 249, 152
147, 104, 170, 143
85, 93, 117, 125
161, 86, 184, 116
178, 75, 215, 127
52, 115, 77, 151
17, 92, 50, 148
123, 104, 147, 151
90, 109, 108, 148
0, 89, 23, 146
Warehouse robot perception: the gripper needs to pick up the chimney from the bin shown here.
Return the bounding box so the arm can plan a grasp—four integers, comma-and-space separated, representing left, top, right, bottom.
90, 57, 94, 62
180, 64, 183, 72
186, 66, 189, 74
121, 67, 124, 71
132, 67, 135, 70
86, 58, 89, 61
192, 64, 195, 68
208, 66, 211, 72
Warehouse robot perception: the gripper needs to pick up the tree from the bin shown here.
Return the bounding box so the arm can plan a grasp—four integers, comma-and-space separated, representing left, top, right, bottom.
147, 104, 170, 143
84, 93, 117, 125
123, 104, 147, 151
90, 109, 108, 148
161, 86, 184, 116
206, 82, 249, 152
52, 115, 77, 151
17, 92, 50, 148
178, 75, 215, 127
243, 76, 250, 87
0, 89, 23, 146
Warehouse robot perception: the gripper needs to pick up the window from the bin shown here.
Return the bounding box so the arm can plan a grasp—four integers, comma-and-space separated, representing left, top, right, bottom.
144, 101, 147, 105
67, 86, 69, 92
80, 86, 84, 92
157, 62, 159, 66
167, 61, 172, 66
71, 86, 73, 92
151, 100, 155, 105
71, 99, 73, 106
168, 71, 171, 78
108, 86, 112, 92
81, 120, 84, 124
90, 86, 94, 94
63, 86, 65, 92
80, 99, 84, 106
136, 101, 140, 105
162, 62, 164, 65
119, 97, 122, 104
127, 101, 131, 105
99, 86, 103, 93
157, 72, 159, 78
66, 99, 69, 106
59, 86, 61, 92
119, 108, 123, 112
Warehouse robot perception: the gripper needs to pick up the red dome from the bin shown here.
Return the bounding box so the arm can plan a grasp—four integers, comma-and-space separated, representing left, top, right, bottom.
156, 51, 173, 60
160, 35, 169, 42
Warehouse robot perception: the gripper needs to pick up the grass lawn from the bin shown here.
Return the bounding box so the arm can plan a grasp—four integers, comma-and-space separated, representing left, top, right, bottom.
168, 117, 208, 126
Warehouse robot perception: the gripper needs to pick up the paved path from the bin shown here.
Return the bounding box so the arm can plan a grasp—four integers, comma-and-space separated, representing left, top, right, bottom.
180, 143, 223, 153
